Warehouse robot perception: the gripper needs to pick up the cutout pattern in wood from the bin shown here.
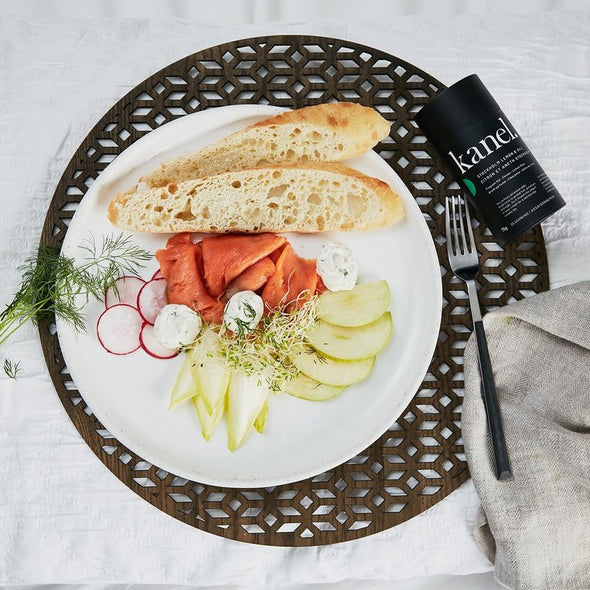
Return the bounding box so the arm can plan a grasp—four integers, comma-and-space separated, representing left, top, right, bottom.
39, 36, 549, 546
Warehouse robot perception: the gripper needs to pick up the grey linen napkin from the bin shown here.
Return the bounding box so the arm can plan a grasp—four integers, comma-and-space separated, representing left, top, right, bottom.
462, 281, 590, 590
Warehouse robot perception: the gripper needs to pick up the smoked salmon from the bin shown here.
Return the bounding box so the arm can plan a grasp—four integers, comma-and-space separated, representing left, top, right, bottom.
155, 234, 224, 323
156, 232, 320, 324
201, 233, 286, 297
165, 233, 193, 248
154, 234, 190, 278
224, 256, 275, 300
261, 244, 318, 312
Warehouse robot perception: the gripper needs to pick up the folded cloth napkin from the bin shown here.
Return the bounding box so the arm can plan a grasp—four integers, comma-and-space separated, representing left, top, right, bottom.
462, 281, 590, 590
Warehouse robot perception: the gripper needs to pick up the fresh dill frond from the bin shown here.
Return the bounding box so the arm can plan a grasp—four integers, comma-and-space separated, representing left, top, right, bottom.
241, 301, 257, 320
78, 233, 151, 297
0, 233, 151, 348
303, 344, 328, 364
232, 315, 253, 339
3, 358, 22, 380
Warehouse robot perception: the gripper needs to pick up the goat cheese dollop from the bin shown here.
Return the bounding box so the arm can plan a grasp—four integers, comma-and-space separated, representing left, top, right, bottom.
316, 241, 358, 291
154, 304, 202, 349
224, 291, 264, 334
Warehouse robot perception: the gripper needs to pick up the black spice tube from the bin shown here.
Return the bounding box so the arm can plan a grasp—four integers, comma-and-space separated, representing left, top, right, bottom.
415, 74, 565, 246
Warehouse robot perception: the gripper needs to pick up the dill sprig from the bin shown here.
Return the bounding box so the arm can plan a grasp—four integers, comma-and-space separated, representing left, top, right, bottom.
0, 233, 151, 348
304, 343, 328, 364
3, 358, 22, 380
77, 234, 152, 298
195, 296, 318, 392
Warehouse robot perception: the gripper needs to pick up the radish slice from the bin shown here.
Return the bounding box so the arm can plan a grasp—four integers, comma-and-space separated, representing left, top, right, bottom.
137, 278, 168, 324
140, 323, 178, 359
96, 304, 142, 355
105, 276, 146, 308
151, 269, 164, 280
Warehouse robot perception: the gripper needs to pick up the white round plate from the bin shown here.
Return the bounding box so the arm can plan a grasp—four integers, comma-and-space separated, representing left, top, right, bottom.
57, 104, 442, 488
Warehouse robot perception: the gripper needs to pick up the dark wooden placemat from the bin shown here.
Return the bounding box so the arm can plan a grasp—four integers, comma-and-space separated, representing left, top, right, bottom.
39, 35, 549, 546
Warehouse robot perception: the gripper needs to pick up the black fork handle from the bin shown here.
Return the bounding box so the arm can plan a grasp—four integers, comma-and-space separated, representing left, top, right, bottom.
474, 320, 513, 480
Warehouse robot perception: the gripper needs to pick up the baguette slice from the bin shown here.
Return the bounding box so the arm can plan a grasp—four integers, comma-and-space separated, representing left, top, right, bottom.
139, 103, 390, 188
108, 162, 404, 234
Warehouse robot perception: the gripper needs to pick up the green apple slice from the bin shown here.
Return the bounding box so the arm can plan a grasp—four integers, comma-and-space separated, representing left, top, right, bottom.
227, 372, 269, 451
316, 280, 390, 327
284, 373, 347, 401
254, 399, 269, 434
192, 394, 225, 441
168, 353, 198, 408
289, 344, 374, 386
306, 312, 392, 360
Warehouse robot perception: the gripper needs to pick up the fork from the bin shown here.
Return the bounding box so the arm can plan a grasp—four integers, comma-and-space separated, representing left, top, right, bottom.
445, 195, 513, 481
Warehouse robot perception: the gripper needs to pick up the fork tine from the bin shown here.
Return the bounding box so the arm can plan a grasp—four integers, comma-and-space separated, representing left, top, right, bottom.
445, 196, 454, 258
451, 195, 461, 255
457, 196, 467, 254
463, 196, 476, 253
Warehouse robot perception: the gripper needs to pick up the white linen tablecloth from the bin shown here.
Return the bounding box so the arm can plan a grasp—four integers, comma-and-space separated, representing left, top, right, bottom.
0, 6, 588, 588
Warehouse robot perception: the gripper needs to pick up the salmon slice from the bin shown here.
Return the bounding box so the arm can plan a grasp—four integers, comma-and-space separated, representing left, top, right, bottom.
269, 245, 285, 264
224, 256, 275, 300
155, 233, 193, 278
166, 232, 193, 248
201, 233, 286, 297
156, 238, 224, 323
261, 244, 318, 312
194, 241, 205, 276
155, 246, 180, 280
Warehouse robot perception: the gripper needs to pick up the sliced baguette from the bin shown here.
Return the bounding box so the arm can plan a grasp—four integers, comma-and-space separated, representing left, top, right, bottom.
108, 162, 404, 234
139, 103, 391, 188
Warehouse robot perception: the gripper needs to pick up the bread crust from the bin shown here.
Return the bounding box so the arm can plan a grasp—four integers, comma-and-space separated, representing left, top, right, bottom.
249, 102, 390, 153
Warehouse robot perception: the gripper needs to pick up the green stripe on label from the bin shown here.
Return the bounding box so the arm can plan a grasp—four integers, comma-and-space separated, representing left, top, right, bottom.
463, 178, 476, 196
